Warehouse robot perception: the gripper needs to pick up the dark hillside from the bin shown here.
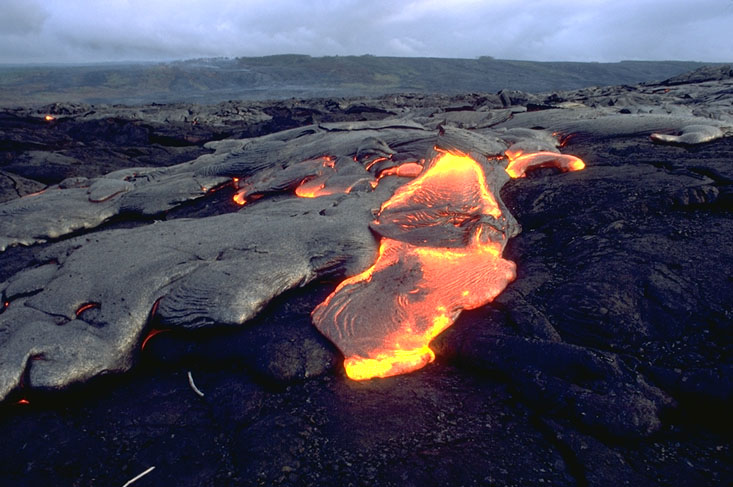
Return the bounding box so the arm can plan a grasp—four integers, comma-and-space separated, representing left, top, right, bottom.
0, 55, 716, 106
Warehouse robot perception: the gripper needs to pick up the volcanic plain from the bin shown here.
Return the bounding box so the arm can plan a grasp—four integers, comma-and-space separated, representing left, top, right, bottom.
0, 65, 731, 486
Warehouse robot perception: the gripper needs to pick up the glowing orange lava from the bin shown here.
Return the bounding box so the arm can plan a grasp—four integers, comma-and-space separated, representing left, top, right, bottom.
44, 115, 54, 121
75, 302, 99, 316
364, 156, 389, 172
376, 162, 424, 179
140, 328, 170, 351
150, 297, 161, 318
292, 156, 341, 198
505, 149, 585, 178
294, 175, 333, 198
312, 151, 519, 380
318, 235, 514, 380
233, 189, 247, 206
381, 150, 502, 219
25, 189, 47, 198
314, 148, 585, 380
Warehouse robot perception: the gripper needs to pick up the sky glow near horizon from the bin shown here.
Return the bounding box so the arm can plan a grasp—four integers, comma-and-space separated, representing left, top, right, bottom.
0, 0, 731, 64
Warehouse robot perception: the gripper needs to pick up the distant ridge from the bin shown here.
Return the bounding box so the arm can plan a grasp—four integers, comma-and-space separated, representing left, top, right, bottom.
0, 55, 718, 107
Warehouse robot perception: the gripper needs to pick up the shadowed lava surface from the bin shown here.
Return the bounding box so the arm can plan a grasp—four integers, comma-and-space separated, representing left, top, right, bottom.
1, 66, 732, 486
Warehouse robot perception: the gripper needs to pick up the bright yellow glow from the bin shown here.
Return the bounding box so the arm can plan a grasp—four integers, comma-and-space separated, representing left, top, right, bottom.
364, 156, 388, 171
313, 151, 519, 381
377, 162, 424, 179
568, 159, 586, 171
315, 149, 585, 381
233, 190, 247, 205
505, 150, 585, 178
380, 149, 502, 218
294, 177, 330, 198
345, 347, 435, 380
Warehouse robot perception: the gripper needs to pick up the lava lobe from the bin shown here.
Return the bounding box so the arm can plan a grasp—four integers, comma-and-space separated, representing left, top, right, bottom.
313, 150, 585, 380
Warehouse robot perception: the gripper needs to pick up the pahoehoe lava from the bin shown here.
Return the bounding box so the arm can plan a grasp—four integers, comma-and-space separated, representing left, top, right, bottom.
0, 65, 731, 486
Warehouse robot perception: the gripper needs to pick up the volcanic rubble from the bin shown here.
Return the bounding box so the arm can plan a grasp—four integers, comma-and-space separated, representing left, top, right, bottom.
0, 66, 731, 486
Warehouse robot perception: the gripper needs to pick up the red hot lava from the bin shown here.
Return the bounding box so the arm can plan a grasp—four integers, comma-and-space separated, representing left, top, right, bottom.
505, 149, 584, 178
313, 149, 585, 380
75, 302, 100, 316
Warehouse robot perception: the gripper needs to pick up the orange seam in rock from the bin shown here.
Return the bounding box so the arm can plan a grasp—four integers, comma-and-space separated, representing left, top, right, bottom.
75, 302, 99, 316
140, 328, 171, 351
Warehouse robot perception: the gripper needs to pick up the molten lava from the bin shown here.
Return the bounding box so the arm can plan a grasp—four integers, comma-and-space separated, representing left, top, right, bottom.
233, 189, 247, 206
505, 149, 585, 178
140, 328, 170, 351
364, 156, 389, 172
294, 175, 335, 198
313, 151, 509, 380
376, 162, 424, 180
313, 235, 515, 380
75, 302, 100, 316
383, 151, 501, 218
312, 149, 585, 380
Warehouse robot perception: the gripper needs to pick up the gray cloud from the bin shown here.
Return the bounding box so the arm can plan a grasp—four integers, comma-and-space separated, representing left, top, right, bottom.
0, 0, 47, 35
0, 0, 731, 64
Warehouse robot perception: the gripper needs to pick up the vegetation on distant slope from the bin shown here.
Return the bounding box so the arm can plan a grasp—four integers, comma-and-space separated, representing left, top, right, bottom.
0, 55, 716, 107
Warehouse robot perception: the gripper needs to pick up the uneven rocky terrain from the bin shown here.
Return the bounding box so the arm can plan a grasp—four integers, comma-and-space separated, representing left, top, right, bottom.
0, 65, 731, 486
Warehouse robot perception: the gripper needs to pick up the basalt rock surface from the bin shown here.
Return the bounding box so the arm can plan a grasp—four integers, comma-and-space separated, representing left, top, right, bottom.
0, 67, 731, 486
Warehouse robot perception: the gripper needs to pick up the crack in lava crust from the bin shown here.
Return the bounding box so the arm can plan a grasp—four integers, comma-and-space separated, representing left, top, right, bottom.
313, 150, 584, 380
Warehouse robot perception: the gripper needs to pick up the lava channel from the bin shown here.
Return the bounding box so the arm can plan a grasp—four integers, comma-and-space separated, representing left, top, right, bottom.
312, 149, 585, 380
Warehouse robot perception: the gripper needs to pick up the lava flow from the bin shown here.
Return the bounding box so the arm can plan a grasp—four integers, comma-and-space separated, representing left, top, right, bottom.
294, 174, 337, 198
505, 149, 584, 178
313, 149, 585, 380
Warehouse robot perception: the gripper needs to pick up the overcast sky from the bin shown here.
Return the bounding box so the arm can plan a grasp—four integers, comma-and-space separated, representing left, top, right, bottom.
1, 0, 731, 64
